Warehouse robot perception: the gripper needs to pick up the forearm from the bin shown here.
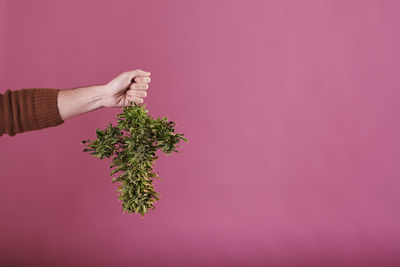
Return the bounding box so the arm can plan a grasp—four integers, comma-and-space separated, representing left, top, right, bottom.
57, 84, 105, 120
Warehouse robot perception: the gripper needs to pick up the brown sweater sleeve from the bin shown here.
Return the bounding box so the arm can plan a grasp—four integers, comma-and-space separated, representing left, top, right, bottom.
0, 88, 64, 137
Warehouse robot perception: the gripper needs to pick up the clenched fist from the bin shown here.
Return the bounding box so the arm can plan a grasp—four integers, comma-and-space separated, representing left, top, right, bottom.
101, 69, 151, 108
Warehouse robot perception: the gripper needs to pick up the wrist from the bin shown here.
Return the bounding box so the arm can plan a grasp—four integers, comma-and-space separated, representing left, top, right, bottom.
99, 83, 117, 108
92, 84, 107, 109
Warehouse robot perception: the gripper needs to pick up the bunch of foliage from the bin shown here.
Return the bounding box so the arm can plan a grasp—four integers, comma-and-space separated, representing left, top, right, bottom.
81, 103, 188, 216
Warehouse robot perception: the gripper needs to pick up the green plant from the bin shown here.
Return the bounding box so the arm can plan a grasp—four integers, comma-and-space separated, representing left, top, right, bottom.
81, 103, 188, 216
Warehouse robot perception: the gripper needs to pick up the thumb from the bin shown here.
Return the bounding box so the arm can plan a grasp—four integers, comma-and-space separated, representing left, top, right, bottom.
126, 69, 151, 80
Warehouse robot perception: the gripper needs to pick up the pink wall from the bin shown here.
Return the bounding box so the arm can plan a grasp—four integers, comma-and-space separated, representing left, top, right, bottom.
1, 0, 400, 266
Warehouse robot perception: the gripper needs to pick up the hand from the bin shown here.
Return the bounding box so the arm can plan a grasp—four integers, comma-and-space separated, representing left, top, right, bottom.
101, 69, 151, 108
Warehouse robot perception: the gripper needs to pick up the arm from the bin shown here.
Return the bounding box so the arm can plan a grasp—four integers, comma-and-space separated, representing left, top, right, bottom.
0, 69, 150, 136
58, 69, 151, 120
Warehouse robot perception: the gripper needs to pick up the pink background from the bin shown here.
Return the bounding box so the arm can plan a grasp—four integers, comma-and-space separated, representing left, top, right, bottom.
1, 0, 400, 266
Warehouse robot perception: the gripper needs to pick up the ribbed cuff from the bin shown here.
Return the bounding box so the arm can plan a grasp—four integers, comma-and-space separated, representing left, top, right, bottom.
33, 88, 64, 130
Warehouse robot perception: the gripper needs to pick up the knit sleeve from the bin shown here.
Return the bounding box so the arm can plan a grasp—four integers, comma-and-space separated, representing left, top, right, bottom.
0, 88, 64, 137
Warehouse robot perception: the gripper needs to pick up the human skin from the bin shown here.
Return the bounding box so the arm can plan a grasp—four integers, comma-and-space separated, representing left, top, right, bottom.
57, 69, 151, 120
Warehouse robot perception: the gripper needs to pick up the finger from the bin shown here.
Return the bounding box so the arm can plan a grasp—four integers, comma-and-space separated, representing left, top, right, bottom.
127, 95, 144, 104
129, 83, 149, 90
126, 90, 147, 98
132, 91, 147, 98
134, 76, 151, 83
